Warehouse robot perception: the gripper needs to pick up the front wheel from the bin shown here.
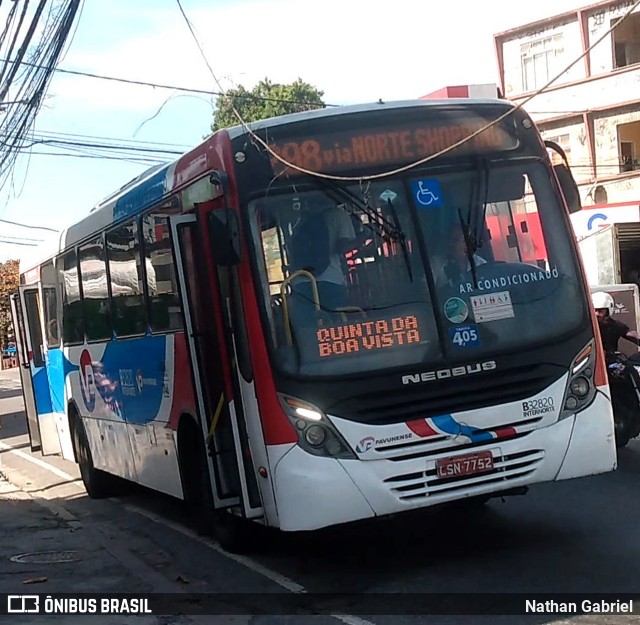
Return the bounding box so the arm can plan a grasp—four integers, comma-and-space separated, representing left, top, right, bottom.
214, 510, 254, 554
179, 420, 252, 553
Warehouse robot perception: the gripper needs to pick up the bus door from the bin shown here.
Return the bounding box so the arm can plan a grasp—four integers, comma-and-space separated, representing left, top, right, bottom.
38, 265, 75, 462
170, 213, 247, 511
13, 286, 61, 455
9, 292, 41, 451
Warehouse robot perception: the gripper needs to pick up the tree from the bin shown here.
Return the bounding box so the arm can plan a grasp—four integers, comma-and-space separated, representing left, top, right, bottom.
0, 259, 19, 350
212, 78, 325, 131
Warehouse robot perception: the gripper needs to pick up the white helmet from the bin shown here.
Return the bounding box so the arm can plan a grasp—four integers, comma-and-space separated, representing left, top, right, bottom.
591, 291, 614, 317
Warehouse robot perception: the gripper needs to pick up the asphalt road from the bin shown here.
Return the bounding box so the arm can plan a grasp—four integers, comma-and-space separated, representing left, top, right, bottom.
2, 366, 640, 625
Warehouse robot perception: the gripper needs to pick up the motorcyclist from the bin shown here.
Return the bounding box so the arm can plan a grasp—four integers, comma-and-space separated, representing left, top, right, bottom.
592, 291, 640, 354
593, 291, 640, 446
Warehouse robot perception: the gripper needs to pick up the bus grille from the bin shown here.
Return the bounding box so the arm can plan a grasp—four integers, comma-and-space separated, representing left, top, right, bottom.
384, 449, 545, 501
329, 364, 562, 425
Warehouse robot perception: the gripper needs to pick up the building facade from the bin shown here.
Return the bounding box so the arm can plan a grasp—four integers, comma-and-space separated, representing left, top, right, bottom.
494, 0, 640, 206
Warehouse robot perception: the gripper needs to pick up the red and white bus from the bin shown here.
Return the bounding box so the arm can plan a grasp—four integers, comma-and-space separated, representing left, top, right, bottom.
11, 98, 616, 551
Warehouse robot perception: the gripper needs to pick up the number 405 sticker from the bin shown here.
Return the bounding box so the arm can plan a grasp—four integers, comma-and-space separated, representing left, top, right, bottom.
449, 324, 480, 349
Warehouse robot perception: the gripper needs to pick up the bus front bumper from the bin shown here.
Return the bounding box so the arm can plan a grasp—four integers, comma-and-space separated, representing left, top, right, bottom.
270, 392, 616, 531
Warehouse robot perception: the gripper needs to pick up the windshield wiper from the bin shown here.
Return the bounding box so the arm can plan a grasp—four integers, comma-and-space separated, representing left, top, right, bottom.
456, 209, 479, 289
307, 176, 413, 281
385, 198, 413, 282
311, 176, 404, 243
458, 159, 490, 289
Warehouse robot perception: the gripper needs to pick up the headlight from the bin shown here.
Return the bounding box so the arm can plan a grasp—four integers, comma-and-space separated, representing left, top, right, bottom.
278, 394, 356, 459
304, 425, 327, 446
560, 341, 597, 419
570, 376, 590, 398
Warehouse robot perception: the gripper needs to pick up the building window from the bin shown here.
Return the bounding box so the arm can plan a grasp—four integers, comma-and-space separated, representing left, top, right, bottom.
618, 120, 640, 173
612, 14, 640, 69
521, 35, 564, 92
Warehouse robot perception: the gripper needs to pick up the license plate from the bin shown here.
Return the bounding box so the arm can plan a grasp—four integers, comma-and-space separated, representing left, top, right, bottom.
436, 450, 494, 478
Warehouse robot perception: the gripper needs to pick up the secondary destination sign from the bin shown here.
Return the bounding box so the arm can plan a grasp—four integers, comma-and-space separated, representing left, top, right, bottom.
316, 314, 422, 358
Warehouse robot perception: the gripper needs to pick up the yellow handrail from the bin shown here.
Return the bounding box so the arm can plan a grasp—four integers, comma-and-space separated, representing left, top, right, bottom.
280, 270, 320, 346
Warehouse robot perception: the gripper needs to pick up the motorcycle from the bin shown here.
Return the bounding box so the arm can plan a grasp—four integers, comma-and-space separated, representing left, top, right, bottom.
606, 351, 640, 448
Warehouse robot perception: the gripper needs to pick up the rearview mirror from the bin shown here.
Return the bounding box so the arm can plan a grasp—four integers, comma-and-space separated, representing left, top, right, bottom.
553, 163, 582, 214
208, 208, 242, 266
545, 140, 582, 214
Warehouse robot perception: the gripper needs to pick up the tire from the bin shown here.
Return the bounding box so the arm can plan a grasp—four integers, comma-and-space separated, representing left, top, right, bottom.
179, 419, 216, 536
614, 417, 631, 448
69, 411, 115, 499
179, 418, 251, 553
612, 398, 632, 448
214, 510, 253, 554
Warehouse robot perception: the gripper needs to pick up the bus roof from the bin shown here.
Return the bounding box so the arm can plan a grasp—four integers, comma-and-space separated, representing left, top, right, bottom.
21, 97, 516, 275
224, 97, 516, 139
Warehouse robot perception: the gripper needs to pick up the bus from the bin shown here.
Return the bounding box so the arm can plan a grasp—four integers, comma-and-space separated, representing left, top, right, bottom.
10, 98, 616, 551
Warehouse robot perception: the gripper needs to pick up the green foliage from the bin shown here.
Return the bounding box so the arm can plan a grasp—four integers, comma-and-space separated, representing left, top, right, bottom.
0, 259, 19, 349
212, 78, 325, 132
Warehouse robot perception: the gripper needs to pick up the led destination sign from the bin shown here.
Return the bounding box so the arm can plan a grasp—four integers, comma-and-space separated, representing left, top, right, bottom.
317, 314, 421, 358
268, 117, 519, 175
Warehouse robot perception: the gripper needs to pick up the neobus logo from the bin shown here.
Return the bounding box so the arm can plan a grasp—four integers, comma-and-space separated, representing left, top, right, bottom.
79, 349, 96, 412
401, 361, 497, 385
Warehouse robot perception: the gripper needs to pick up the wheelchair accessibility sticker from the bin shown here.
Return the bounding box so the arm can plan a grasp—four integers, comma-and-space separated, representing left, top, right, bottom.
411, 179, 443, 209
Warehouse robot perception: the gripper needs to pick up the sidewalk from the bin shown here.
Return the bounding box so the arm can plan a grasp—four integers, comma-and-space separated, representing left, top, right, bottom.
0, 368, 159, 623
0, 477, 164, 624
0, 369, 267, 625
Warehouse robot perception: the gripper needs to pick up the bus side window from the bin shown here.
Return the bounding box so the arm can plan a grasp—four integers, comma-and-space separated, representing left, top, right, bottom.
41, 260, 61, 348
106, 221, 147, 338
60, 250, 84, 344
79, 236, 112, 342
142, 214, 183, 332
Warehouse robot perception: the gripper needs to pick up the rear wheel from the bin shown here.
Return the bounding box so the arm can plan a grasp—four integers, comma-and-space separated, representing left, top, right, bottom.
69, 409, 116, 498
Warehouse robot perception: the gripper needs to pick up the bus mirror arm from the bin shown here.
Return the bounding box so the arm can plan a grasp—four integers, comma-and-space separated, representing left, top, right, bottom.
544, 140, 582, 214
209, 171, 228, 194
207, 208, 242, 266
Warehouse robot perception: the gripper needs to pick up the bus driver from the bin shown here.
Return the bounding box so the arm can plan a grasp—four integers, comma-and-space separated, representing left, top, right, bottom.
288, 204, 356, 311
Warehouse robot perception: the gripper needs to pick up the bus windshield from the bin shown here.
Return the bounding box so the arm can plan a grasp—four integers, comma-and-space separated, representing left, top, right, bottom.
248, 160, 584, 378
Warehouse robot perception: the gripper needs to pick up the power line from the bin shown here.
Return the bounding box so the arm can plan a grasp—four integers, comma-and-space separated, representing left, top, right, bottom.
0, 217, 58, 232
32, 127, 192, 149
0, 233, 44, 242
10, 136, 183, 155
13, 150, 168, 164
0, 0, 84, 193
0, 238, 38, 246
0, 56, 339, 108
